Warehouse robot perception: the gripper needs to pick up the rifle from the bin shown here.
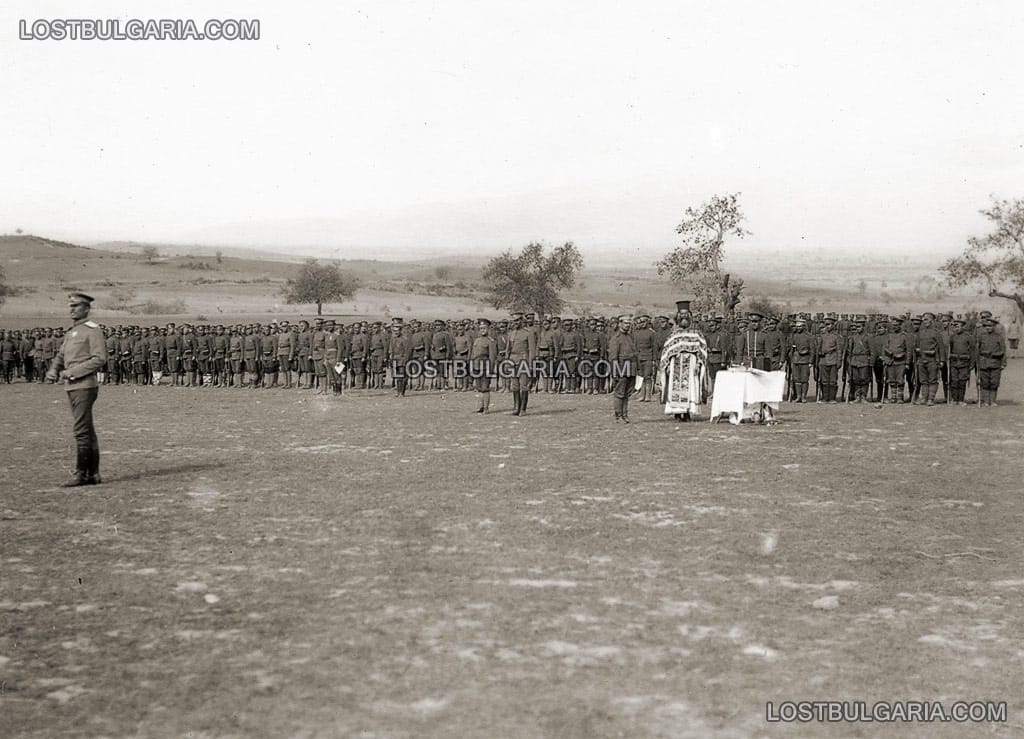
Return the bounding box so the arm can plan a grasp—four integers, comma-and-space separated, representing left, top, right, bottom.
784, 353, 794, 401
841, 361, 848, 402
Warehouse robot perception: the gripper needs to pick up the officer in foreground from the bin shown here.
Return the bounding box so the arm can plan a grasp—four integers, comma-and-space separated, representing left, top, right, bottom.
46, 292, 109, 486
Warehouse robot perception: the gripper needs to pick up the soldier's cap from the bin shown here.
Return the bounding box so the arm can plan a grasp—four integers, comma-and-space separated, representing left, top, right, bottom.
921, 311, 935, 320
746, 310, 763, 320
391, 317, 403, 323
982, 316, 997, 325
524, 312, 536, 319
793, 318, 806, 326
67, 292, 94, 305
477, 318, 492, 326
617, 314, 633, 323
910, 315, 922, 323
889, 315, 903, 323
951, 317, 965, 326
657, 315, 669, 321
854, 315, 866, 324
979, 310, 993, 318
510, 312, 524, 319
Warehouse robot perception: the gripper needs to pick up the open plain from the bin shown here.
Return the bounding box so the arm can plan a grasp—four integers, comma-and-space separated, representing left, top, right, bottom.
1, 363, 1022, 737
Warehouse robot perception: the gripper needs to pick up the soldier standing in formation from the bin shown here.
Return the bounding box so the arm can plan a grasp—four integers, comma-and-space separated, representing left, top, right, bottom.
470, 318, 498, 413
977, 316, 1007, 406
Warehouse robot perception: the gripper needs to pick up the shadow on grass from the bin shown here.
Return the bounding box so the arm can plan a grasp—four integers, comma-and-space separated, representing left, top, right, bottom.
515, 408, 576, 417
106, 462, 225, 482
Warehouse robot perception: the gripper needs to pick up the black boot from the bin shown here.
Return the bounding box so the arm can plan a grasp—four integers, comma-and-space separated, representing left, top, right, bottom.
62, 448, 91, 487
87, 448, 102, 485
520, 390, 529, 415
512, 390, 521, 415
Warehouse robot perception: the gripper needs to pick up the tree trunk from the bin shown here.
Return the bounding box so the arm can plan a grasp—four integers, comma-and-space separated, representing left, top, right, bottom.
990, 290, 1024, 317
317, 302, 323, 316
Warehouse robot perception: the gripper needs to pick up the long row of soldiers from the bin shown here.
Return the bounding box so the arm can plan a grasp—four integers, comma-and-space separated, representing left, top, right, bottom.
0, 308, 1009, 405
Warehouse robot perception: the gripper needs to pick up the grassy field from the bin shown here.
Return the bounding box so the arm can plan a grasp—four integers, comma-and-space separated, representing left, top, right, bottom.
1, 363, 1022, 737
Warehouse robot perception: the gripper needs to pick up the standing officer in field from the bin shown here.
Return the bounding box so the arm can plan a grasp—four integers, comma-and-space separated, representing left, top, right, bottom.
470, 318, 498, 412
788, 318, 816, 403
946, 317, 975, 406
881, 315, 909, 404
815, 316, 844, 403
977, 316, 1007, 406
843, 316, 875, 402
46, 293, 109, 486
608, 314, 639, 423
505, 312, 536, 415
913, 311, 946, 406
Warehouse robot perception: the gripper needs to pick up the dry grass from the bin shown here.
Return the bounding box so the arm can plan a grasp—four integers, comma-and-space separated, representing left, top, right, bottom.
1, 362, 1022, 737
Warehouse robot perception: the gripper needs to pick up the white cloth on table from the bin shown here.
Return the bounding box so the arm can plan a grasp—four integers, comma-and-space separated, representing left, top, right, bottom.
710, 367, 786, 424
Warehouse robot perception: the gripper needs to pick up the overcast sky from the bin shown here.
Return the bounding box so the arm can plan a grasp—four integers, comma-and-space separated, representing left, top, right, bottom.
1, 0, 1022, 258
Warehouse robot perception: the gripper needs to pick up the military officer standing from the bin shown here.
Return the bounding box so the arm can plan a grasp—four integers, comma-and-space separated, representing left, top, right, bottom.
789, 319, 816, 403
607, 314, 638, 423
470, 318, 498, 412
977, 316, 1007, 406
947, 317, 975, 405
505, 312, 537, 415
881, 316, 909, 404
843, 317, 875, 402
46, 293, 109, 486
913, 312, 946, 406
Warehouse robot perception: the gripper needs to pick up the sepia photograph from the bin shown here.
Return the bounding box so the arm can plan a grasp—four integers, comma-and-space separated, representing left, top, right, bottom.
1, 1, 1022, 736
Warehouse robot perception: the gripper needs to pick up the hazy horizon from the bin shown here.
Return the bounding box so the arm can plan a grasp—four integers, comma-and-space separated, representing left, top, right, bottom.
3, 0, 1022, 259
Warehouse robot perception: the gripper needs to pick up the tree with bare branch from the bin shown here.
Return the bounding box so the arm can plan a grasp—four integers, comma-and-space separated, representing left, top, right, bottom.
656, 193, 750, 315
940, 196, 1024, 316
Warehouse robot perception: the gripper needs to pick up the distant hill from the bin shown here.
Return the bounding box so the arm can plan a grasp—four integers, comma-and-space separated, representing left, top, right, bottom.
1, 232, 998, 326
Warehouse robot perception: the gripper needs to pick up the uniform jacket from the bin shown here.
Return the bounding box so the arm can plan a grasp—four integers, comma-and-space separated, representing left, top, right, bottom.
52, 319, 108, 390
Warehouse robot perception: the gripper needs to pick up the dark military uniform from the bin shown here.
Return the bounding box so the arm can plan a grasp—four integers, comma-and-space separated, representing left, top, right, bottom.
607, 317, 638, 422
48, 294, 108, 485
947, 322, 975, 404
977, 321, 1007, 406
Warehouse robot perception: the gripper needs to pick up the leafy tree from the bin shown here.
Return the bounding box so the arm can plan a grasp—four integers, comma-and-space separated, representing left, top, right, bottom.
656, 193, 750, 315
0, 263, 8, 309
940, 196, 1024, 315
746, 295, 784, 317
282, 259, 359, 315
141, 245, 160, 263
434, 265, 452, 281
215, 250, 224, 265
481, 242, 583, 317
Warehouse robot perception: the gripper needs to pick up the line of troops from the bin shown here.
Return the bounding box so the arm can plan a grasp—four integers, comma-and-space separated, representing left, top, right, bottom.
0, 308, 1009, 405
700, 309, 1009, 406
